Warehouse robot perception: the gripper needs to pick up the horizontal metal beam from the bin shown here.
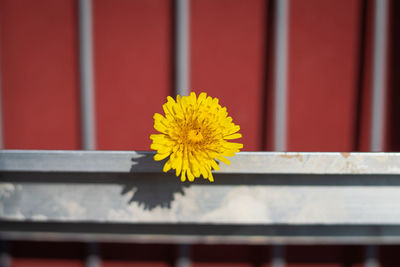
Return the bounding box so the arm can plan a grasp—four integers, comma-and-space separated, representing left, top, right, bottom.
1, 150, 400, 174
2, 150, 400, 244
3, 223, 400, 245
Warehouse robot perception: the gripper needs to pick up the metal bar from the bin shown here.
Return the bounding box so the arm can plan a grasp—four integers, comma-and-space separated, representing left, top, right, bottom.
174, 1, 191, 263
86, 242, 100, 267
0, 65, 7, 267
370, 0, 388, 152
4, 151, 400, 243
2, 150, 400, 174
367, 0, 389, 264
0, 252, 9, 267
78, 0, 96, 150
4, 159, 400, 225
272, 1, 290, 260
273, 0, 289, 151
4, 224, 400, 245
271, 245, 285, 267
78, 3, 99, 264
365, 245, 379, 267
176, 244, 191, 267
0, 34, 15, 266
0, 241, 10, 267
175, 0, 190, 96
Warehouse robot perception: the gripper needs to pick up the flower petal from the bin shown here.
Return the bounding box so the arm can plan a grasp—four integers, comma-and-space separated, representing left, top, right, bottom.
150, 92, 242, 182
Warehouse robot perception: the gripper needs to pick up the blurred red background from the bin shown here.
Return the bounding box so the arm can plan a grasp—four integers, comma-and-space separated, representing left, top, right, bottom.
3, 0, 399, 152
1, 0, 400, 266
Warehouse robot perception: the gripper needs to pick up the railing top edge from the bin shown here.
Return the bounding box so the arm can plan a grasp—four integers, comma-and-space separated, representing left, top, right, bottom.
1, 150, 400, 174
1, 149, 400, 155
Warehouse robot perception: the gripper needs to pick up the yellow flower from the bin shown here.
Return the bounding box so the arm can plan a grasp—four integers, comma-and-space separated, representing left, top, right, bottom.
150, 92, 243, 182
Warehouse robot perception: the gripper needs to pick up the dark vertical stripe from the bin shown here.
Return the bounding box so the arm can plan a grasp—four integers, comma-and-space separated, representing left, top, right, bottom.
354, 0, 369, 151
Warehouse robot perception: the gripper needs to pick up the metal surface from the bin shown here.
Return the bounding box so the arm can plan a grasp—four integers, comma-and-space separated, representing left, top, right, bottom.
4, 223, 400, 245
370, 0, 388, 152
0, 241, 9, 267
176, 245, 191, 267
272, 2, 290, 259
0, 252, 9, 267
5, 178, 400, 224
175, 0, 190, 96
3, 150, 400, 243
174, 1, 192, 260
365, 245, 379, 267
2, 150, 400, 174
366, 0, 389, 261
86, 242, 100, 267
271, 245, 285, 267
79, 0, 96, 150
273, 0, 289, 151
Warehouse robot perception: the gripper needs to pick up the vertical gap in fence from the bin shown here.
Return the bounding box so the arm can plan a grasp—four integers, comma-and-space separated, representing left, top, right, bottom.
354, 0, 369, 152
262, 0, 275, 150
386, 0, 400, 151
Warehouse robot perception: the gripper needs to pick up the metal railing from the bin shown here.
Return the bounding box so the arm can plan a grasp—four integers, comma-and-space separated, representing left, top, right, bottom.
1, 150, 400, 245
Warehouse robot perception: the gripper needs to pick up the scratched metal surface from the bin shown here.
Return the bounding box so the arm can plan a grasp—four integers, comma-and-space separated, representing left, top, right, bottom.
1, 150, 400, 174
1, 150, 400, 224
2, 176, 400, 224
2, 150, 400, 243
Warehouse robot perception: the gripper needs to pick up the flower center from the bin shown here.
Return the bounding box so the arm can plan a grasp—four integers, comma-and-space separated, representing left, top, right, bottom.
187, 129, 204, 143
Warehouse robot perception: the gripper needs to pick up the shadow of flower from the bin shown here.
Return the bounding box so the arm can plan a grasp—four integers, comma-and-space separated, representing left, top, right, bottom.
119, 153, 189, 210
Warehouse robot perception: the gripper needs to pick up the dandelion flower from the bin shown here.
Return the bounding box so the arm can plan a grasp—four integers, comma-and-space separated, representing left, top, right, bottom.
150, 92, 243, 182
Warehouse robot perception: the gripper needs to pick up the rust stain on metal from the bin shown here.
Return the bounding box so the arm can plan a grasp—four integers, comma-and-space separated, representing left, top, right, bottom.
341, 152, 351, 158
341, 161, 364, 174
280, 154, 304, 162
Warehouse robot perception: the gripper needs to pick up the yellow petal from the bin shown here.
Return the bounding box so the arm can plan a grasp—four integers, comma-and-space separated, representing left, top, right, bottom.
208, 170, 214, 182
150, 93, 242, 182
163, 159, 172, 172
211, 160, 220, 171
180, 169, 186, 182
216, 155, 230, 165
224, 133, 242, 140
154, 153, 170, 161
187, 168, 195, 182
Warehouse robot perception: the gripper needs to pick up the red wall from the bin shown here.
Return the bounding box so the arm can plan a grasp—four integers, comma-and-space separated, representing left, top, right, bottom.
94, 0, 173, 150
191, 0, 267, 151
0, 0, 80, 149
1, 0, 400, 266
0, 0, 388, 153
1, 0, 387, 153
288, 0, 362, 152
